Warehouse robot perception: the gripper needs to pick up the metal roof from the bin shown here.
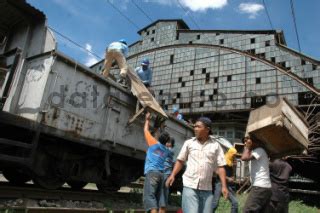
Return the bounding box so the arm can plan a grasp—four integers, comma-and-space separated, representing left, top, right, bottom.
137, 19, 189, 35
0, 0, 45, 37
178, 29, 287, 46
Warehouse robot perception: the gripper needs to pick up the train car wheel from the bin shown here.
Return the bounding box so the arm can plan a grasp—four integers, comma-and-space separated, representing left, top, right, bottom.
2, 169, 31, 185
33, 174, 64, 190
67, 181, 87, 190
96, 182, 120, 193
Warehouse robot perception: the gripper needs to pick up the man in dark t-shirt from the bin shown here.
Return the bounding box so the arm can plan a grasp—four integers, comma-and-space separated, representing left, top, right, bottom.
268, 158, 292, 213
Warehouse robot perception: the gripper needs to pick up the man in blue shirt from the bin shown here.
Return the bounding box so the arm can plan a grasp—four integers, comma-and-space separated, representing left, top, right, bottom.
172, 107, 183, 121
102, 39, 128, 83
135, 58, 153, 87
144, 112, 170, 213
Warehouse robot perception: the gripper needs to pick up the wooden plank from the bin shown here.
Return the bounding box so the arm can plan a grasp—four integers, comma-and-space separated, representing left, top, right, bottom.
127, 68, 167, 118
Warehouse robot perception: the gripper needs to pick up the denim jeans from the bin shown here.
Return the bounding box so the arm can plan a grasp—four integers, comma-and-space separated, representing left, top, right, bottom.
143, 171, 166, 211
182, 186, 213, 213
212, 181, 238, 213
163, 174, 170, 206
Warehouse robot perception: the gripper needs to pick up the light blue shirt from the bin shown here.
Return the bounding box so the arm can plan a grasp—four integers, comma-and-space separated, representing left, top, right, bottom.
108, 41, 128, 57
135, 66, 153, 86
176, 113, 183, 120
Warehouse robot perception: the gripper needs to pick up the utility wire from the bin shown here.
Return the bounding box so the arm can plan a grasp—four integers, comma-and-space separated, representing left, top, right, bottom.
262, 0, 274, 29
131, 0, 153, 22
107, 0, 140, 30
290, 0, 301, 52
48, 26, 103, 59
176, 0, 201, 30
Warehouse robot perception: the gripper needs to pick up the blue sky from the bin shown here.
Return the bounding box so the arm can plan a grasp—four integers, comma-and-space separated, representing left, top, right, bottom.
27, 0, 320, 66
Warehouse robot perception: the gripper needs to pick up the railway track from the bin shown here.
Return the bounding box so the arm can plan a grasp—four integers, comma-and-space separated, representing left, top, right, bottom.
0, 182, 180, 212
0, 182, 122, 201
0, 207, 162, 213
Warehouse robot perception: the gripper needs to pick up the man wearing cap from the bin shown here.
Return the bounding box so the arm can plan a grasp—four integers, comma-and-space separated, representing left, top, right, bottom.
166, 117, 228, 213
102, 39, 128, 84
135, 58, 153, 87
172, 107, 183, 121
241, 136, 272, 212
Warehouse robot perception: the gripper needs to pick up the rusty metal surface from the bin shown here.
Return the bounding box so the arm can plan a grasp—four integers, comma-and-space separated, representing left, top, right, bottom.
1, 0, 55, 114
2, 50, 193, 158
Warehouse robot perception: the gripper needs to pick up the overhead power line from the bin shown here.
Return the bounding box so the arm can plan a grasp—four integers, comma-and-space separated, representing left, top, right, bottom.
176, 0, 201, 30
107, 0, 140, 30
48, 26, 103, 59
262, 0, 274, 29
132, 0, 153, 22
290, 0, 301, 52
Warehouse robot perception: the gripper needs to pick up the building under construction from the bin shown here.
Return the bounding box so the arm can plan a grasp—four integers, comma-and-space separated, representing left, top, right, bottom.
92, 19, 320, 144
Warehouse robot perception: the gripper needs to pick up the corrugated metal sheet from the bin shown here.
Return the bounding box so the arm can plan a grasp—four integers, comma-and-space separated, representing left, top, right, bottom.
0, 0, 45, 37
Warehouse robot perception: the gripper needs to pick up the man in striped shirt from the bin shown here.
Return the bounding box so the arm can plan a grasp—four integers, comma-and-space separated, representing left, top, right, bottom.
166, 117, 228, 213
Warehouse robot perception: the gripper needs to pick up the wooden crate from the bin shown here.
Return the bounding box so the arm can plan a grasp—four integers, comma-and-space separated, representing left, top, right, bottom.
246, 98, 309, 157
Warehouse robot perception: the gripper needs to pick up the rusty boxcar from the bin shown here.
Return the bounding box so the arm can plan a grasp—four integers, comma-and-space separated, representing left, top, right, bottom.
0, 0, 193, 191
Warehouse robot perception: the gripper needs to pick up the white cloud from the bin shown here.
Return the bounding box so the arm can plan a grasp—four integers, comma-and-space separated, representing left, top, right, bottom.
238, 3, 264, 19
143, 0, 228, 12
85, 43, 93, 52
84, 43, 98, 67
85, 57, 98, 67
180, 0, 228, 12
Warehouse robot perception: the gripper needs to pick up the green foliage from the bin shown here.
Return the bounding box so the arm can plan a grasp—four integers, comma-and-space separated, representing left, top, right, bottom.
127, 188, 143, 204
103, 188, 143, 209
214, 193, 245, 213
169, 194, 182, 206
0, 210, 24, 213
288, 200, 319, 213
214, 194, 319, 213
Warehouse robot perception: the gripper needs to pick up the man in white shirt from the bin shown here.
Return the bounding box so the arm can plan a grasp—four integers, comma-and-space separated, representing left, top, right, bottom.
241, 136, 272, 213
166, 117, 228, 213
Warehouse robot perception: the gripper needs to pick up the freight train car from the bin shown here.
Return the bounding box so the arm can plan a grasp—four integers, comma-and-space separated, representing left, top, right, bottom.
0, 0, 193, 191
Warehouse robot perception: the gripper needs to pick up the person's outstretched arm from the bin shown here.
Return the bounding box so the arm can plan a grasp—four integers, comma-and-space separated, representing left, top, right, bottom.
144, 112, 157, 146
